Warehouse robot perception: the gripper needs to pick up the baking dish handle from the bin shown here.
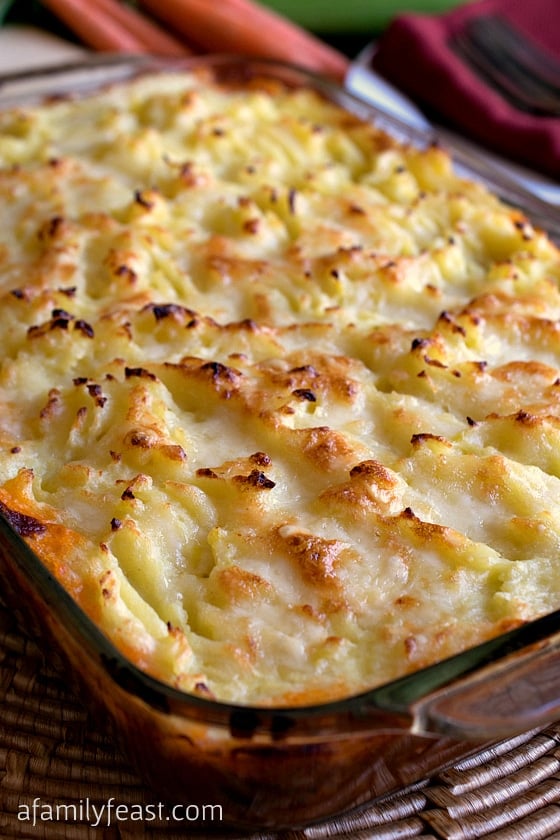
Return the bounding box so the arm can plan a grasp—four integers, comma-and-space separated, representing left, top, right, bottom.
369, 610, 560, 740
414, 637, 560, 739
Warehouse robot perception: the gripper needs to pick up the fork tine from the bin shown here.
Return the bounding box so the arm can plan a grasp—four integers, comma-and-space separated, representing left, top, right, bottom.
453, 16, 560, 117
480, 15, 560, 92
453, 32, 554, 114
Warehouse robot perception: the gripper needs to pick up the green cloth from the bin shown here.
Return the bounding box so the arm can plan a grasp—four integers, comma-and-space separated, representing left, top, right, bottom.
260, 0, 465, 33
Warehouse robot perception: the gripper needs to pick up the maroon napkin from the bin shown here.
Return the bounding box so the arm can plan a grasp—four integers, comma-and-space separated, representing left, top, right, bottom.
372, 0, 560, 178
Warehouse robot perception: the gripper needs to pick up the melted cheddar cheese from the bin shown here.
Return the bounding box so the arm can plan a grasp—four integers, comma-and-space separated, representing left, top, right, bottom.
0, 66, 559, 704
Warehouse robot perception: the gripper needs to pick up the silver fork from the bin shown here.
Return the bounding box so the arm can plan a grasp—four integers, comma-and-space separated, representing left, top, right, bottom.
453, 14, 560, 117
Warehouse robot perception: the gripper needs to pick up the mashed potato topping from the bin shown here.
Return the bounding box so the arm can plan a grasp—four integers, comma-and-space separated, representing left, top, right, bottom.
0, 66, 559, 704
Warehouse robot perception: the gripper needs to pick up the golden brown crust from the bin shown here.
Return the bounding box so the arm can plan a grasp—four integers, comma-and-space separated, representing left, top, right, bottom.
0, 69, 559, 704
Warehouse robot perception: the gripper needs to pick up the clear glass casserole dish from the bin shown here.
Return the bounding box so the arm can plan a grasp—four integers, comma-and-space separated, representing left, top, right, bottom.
1, 53, 560, 830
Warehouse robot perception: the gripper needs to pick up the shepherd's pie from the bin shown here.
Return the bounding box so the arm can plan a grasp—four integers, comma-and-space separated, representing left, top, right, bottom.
0, 66, 559, 705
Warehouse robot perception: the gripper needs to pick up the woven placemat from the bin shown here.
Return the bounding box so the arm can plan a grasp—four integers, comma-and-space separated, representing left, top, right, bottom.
2, 602, 560, 840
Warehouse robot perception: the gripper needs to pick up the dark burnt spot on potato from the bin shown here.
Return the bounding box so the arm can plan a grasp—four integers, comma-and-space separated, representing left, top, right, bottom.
124, 366, 157, 381
292, 388, 316, 402
75, 319, 94, 338
0, 500, 47, 537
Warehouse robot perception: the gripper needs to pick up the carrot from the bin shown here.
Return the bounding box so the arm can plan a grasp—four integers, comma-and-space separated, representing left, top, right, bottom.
42, 0, 190, 55
93, 0, 191, 56
137, 0, 349, 81
41, 0, 148, 51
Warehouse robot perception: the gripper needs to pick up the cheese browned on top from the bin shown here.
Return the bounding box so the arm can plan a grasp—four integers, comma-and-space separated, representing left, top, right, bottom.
0, 66, 559, 705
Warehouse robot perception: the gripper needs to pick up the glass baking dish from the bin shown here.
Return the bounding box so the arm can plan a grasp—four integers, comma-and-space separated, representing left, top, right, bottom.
1, 53, 560, 830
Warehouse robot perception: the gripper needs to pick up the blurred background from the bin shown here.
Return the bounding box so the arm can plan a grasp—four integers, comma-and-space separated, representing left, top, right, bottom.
0, 0, 466, 56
